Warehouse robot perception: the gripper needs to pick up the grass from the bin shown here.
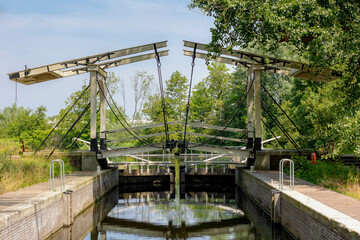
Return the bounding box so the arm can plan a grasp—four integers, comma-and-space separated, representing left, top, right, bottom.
0, 139, 77, 194
286, 156, 360, 200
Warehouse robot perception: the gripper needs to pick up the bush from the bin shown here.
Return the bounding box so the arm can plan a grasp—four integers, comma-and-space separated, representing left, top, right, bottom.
287, 156, 360, 199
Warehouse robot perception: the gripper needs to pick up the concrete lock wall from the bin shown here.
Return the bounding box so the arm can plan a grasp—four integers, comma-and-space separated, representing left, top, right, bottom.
0, 168, 118, 240
235, 168, 360, 240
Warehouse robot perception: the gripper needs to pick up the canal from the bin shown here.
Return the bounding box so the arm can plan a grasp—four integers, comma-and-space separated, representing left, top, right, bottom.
52, 183, 295, 240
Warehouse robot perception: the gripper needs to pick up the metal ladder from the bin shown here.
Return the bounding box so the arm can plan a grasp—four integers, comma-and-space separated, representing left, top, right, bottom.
279, 158, 294, 190
49, 159, 65, 191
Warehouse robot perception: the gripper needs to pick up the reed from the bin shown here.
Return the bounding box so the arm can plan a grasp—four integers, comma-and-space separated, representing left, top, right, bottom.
0, 139, 76, 194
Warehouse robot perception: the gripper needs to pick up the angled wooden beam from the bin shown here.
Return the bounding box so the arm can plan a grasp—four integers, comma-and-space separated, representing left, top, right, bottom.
184, 40, 339, 82
59, 50, 169, 79
8, 41, 168, 85
184, 50, 290, 76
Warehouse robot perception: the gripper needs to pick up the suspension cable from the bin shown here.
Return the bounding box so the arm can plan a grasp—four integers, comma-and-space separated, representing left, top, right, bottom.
261, 118, 286, 149
66, 108, 99, 150
261, 83, 318, 155
48, 102, 91, 159
96, 76, 163, 148
182, 43, 197, 151
188, 73, 253, 148
104, 82, 132, 129
261, 101, 300, 151
35, 84, 90, 154
101, 78, 162, 147
154, 44, 170, 145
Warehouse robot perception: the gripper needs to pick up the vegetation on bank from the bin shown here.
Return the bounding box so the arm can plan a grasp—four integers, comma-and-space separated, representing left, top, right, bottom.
0, 139, 77, 194
287, 156, 360, 200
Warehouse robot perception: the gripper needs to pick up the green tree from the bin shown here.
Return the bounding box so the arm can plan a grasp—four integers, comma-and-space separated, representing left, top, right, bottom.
190, 62, 232, 124
190, 0, 360, 155
166, 71, 189, 121
142, 71, 189, 143
52, 73, 127, 150
0, 104, 50, 150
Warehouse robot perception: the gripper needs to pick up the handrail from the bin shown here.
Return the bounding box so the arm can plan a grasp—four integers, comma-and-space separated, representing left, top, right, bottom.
279, 158, 294, 190
49, 159, 65, 191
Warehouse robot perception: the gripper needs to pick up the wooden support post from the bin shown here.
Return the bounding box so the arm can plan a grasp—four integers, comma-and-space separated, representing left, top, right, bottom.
89, 66, 98, 152
246, 70, 254, 149
99, 74, 107, 151
254, 64, 262, 151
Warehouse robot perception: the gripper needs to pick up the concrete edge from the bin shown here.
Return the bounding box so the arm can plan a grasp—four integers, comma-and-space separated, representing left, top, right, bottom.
241, 169, 360, 238
0, 191, 63, 230
0, 168, 116, 231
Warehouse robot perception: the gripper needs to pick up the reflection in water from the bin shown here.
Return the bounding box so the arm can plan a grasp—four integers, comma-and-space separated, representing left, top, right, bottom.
82, 184, 294, 240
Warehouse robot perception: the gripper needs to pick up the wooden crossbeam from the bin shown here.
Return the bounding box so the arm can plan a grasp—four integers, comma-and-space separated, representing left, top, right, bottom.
8, 41, 168, 85
183, 122, 248, 133
105, 121, 247, 134
180, 131, 247, 143
106, 131, 176, 143
184, 40, 339, 82
104, 122, 177, 134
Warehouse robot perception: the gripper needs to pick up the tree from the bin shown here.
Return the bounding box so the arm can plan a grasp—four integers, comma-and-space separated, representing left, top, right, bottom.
52, 74, 127, 150
0, 104, 50, 150
189, 1, 360, 70
131, 71, 154, 124
190, 62, 232, 124
165, 71, 189, 121
142, 71, 189, 143
190, 0, 360, 155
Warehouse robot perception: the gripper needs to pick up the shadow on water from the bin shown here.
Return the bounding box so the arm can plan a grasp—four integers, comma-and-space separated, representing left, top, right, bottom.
235, 187, 295, 240
48, 187, 118, 240
75, 184, 296, 240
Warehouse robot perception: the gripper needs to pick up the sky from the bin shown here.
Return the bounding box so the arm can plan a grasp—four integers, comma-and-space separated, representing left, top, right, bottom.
0, 0, 225, 117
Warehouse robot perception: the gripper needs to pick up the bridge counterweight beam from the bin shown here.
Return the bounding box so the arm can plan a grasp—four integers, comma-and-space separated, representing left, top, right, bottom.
254, 64, 262, 151
246, 70, 254, 149
89, 66, 98, 152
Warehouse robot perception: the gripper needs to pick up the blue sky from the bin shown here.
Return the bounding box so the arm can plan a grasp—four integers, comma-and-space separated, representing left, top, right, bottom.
0, 0, 226, 116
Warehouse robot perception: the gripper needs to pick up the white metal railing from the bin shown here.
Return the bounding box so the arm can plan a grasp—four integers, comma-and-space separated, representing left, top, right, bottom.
49, 159, 65, 191
279, 158, 294, 190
